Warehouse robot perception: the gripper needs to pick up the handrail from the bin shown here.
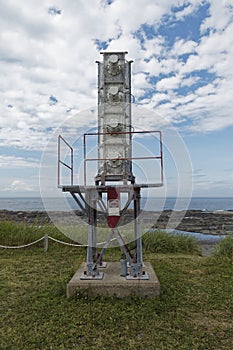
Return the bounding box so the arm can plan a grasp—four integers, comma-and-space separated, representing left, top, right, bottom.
57, 131, 163, 188
58, 135, 74, 187
84, 130, 163, 186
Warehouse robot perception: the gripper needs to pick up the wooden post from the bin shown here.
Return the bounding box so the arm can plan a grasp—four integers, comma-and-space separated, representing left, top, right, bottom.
44, 234, 48, 252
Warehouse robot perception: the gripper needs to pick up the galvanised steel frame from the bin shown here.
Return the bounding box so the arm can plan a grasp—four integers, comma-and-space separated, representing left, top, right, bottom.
58, 130, 163, 279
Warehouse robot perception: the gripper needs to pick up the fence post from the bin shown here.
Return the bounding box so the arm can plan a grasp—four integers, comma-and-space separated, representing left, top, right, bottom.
44, 234, 48, 252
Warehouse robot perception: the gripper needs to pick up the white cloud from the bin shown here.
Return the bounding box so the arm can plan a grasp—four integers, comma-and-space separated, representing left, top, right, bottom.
0, 0, 232, 197
136, 3, 233, 133
172, 39, 198, 56
143, 36, 166, 58
174, 1, 202, 21
200, 0, 233, 33
180, 76, 199, 87
2, 0, 231, 150
3, 180, 34, 192
156, 75, 180, 91
0, 155, 39, 168
132, 72, 151, 97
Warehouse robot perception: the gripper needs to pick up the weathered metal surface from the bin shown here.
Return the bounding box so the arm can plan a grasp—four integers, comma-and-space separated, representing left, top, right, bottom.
95, 52, 134, 184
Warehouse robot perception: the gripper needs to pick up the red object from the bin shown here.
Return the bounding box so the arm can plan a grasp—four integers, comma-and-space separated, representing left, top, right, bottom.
107, 188, 120, 228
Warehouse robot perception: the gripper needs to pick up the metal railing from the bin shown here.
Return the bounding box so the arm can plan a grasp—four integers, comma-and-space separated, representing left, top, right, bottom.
58, 131, 164, 188
84, 130, 163, 186
58, 135, 74, 187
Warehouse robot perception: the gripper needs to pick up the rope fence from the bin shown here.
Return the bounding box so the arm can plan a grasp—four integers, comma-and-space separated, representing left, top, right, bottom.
0, 234, 118, 251
0, 236, 45, 249
0, 235, 85, 251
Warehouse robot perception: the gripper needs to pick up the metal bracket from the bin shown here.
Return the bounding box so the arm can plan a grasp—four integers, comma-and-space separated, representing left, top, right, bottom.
126, 272, 149, 280
80, 272, 104, 280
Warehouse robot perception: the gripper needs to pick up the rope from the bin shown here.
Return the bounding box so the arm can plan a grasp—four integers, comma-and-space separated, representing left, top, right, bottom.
97, 237, 118, 246
0, 236, 44, 249
0, 234, 119, 249
48, 235, 118, 246
47, 236, 85, 247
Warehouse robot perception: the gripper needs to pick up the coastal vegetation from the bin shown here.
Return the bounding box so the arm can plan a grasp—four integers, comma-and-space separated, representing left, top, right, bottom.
0, 220, 232, 349
213, 236, 233, 261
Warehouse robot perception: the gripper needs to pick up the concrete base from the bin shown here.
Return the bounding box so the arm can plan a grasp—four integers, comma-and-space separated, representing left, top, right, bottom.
67, 262, 160, 298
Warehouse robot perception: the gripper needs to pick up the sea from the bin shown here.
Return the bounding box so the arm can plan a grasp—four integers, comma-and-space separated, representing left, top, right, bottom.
0, 197, 232, 212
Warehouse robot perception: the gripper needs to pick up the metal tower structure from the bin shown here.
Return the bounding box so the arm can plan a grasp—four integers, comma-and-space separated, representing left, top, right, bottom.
95, 51, 134, 185
58, 52, 163, 280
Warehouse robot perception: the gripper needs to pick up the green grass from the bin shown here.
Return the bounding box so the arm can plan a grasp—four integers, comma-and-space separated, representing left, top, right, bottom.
0, 221, 200, 254
0, 220, 68, 246
214, 236, 233, 261
0, 221, 233, 349
142, 230, 200, 254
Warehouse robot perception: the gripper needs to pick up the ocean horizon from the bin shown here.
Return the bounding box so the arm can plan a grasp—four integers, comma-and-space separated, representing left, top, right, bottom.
0, 196, 232, 212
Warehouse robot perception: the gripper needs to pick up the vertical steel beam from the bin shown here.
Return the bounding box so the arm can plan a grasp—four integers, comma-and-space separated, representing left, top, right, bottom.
129, 187, 143, 277
86, 190, 93, 274
135, 188, 143, 269
85, 189, 100, 277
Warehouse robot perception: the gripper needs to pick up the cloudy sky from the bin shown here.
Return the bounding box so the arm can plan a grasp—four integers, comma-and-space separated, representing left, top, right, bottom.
0, 0, 233, 198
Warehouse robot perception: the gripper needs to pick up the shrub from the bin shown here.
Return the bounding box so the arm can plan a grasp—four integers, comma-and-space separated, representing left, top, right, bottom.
142, 230, 199, 254
214, 237, 233, 260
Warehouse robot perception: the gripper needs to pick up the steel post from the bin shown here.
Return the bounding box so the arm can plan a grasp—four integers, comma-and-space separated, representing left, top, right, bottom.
85, 190, 100, 277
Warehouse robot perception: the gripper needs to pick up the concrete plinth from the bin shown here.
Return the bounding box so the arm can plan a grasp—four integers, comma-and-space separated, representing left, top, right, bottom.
67, 262, 160, 298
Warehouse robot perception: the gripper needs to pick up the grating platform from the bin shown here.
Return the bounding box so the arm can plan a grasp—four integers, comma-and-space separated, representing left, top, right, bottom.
67, 262, 160, 298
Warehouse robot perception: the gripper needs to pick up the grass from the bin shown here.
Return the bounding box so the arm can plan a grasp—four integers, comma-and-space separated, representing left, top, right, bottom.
142, 230, 200, 254
0, 220, 65, 245
0, 221, 233, 349
214, 236, 233, 261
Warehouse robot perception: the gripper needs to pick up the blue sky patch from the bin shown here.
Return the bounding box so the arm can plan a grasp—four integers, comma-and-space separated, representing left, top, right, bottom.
48, 7, 61, 16
49, 95, 58, 105
94, 39, 109, 51
159, 3, 210, 45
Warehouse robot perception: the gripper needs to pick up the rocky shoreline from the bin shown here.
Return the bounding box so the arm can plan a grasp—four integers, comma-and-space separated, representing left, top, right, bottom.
0, 209, 232, 235
152, 210, 233, 235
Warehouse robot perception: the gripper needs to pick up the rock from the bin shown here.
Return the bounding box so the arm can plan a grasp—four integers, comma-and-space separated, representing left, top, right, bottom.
0, 209, 232, 236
